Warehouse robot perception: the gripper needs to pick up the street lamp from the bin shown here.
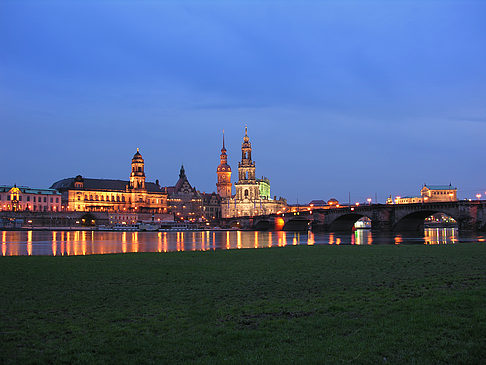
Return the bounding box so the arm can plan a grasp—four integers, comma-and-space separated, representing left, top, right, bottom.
367, 198, 372, 205
476, 194, 482, 201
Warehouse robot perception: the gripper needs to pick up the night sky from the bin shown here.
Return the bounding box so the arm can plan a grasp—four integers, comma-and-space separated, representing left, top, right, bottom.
1, 0, 485, 204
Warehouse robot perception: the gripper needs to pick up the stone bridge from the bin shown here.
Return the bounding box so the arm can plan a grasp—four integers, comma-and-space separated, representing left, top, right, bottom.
224, 201, 486, 232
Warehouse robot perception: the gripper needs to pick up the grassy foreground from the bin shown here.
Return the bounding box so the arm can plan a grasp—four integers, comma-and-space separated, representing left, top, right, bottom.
1, 244, 485, 364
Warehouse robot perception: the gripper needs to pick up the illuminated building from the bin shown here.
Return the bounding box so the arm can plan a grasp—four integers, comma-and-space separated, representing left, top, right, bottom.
166, 165, 203, 221
201, 192, 221, 220
0, 185, 61, 212
327, 198, 339, 206
221, 127, 287, 218
257, 177, 271, 199
394, 196, 423, 204
389, 184, 458, 204
288, 198, 341, 212
51, 149, 168, 213
421, 184, 457, 202
216, 131, 232, 199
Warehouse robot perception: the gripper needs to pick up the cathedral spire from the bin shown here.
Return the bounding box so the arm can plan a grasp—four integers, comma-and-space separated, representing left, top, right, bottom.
217, 130, 232, 198
243, 125, 249, 143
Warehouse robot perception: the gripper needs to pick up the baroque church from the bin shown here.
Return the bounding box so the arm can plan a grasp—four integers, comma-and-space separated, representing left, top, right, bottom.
217, 128, 286, 218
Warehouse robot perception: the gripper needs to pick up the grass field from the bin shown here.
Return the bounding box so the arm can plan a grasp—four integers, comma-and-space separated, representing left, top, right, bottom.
1, 244, 485, 364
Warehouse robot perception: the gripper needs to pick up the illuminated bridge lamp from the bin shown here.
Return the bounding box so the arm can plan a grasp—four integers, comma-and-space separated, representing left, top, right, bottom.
367, 198, 372, 205
477, 194, 482, 200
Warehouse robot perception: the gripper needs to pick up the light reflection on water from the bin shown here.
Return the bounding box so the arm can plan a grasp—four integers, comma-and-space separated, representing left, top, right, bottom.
0, 228, 484, 256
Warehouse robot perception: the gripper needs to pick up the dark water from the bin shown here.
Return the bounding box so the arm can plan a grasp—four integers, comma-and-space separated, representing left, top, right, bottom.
1, 228, 484, 256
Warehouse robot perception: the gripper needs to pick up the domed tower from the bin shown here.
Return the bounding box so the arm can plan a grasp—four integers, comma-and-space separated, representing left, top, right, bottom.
216, 131, 232, 198
238, 126, 256, 182
235, 126, 259, 200
130, 148, 146, 190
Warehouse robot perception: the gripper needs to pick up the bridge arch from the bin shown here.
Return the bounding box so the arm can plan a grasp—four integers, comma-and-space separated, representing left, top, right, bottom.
80, 213, 97, 226
282, 217, 311, 231
253, 219, 272, 231
393, 209, 458, 232
328, 213, 372, 231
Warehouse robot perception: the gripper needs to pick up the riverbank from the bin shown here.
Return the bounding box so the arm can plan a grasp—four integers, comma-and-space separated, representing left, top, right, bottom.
1, 244, 485, 363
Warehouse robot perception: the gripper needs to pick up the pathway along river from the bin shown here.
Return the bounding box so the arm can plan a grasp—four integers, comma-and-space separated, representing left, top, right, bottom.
1, 228, 485, 256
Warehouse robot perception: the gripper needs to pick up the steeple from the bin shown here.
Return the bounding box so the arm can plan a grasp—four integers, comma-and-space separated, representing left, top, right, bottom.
216, 130, 232, 198
240, 126, 253, 169
220, 130, 228, 165
235, 126, 259, 200
130, 148, 146, 190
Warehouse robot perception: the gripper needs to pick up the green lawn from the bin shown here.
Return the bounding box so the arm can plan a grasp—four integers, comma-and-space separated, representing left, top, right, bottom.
1, 244, 485, 364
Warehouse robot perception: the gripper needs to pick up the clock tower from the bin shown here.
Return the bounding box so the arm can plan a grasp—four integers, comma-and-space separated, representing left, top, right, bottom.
216, 131, 232, 198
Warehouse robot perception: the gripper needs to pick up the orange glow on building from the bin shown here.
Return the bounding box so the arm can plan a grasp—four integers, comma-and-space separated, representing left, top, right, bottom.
0, 185, 61, 212
51, 149, 168, 215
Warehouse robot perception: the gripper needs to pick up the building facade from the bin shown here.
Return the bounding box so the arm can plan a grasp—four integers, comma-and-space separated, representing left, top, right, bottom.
166, 165, 204, 222
421, 184, 457, 202
216, 132, 232, 199
51, 149, 168, 213
387, 184, 458, 204
221, 127, 287, 218
201, 192, 222, 220
394, 196, 423, 204
0, 185, 61, 212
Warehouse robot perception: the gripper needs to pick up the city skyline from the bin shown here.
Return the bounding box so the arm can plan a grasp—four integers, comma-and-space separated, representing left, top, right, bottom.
1, 1, 486, 203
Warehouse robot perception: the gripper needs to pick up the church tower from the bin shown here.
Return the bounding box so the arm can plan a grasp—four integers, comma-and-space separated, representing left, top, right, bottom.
235, 127, 259, 200
129, 148, 146, 190
216, 131, 232, 198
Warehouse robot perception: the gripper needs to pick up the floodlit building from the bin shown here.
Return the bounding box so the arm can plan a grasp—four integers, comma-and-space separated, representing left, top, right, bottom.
216, 132, 232, 199
166, 165, 204, 222
388, 184, 458, 204
220, 127, 286, 218
394, 196, 423, 204
0, 185, 61, 212
421, 184, 457, 202
201, 192, 222, 220
51, 149, 168, 213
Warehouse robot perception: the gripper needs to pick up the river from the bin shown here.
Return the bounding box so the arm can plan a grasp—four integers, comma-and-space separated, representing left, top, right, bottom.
1, 228, 485, 256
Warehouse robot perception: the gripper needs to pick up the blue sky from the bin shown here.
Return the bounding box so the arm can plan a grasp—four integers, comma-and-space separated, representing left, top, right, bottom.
1, 0, 485, 203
